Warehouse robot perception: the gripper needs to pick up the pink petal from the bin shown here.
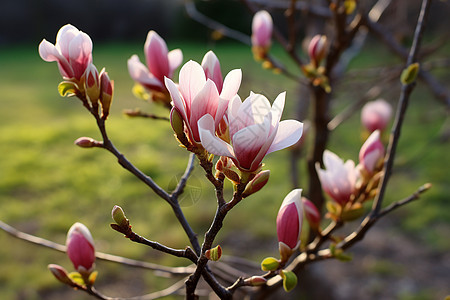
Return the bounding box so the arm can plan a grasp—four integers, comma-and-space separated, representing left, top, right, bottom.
68, 33, 93, 79
201, 51, 223, 93
145, 31, 169, 83
128, 55, 163, 89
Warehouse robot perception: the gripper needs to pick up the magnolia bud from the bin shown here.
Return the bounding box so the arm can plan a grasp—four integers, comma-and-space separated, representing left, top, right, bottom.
242, 170, 270, 197
205, 245, 222, 261
66, 222, 96, 275
111, 205, 129, 228
277, 189, 303, 253
308, 35, 328, 67
84, 64, 101, 105
359, 130, 384, 174
99, 69, 113, 119
251, 10, 273, 60
302, 197, 321, 230
74, 137, 100, 148
361, 99, 392, 133
244, 276, 267, 286
48, 264, 75, 286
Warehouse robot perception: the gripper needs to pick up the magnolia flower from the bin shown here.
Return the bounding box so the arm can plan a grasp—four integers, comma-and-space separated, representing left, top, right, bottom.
359, 130, 384, 174
128, 30, 183, 93
165, 60, 241, 144
316, 150, 360, 206
198, 92, 303, 172
277, 189, 303, 251
361, 99, 392, 132
39, 24, 93, 81
252, 10, 273, 49
308, 35, 328, 67
302, 197, 321, 229
66, 222, 96, 274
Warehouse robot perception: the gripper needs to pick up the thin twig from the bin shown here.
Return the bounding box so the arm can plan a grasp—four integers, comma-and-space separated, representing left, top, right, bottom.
171, 153, 196, 198
0, 220, 194, 275
123, 109, 170, 121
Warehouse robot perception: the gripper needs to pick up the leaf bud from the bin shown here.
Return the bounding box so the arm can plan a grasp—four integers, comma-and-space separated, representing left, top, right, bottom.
48, 264, 76, 286
261, 257, 280, 272
74, 137, 101, 148
205, 245, 222, 261
400, 62, 420, 85
244, 276, 267, 286
111, 205, 129, 228
280, 270, 298, 292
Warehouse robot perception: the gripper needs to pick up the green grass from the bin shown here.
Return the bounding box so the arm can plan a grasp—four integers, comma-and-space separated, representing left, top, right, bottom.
0, 40, 448, 299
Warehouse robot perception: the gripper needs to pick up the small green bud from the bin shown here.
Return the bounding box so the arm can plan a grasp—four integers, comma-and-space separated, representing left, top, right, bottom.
205, 245, 222, 261
400, 62, 420, 85
280, 270, 298, 292
111, 205, 129, 228
261, 257, 280, 272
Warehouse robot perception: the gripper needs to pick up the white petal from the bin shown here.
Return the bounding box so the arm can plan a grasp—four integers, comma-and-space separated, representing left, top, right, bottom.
179, 60, 206, 102
267, 120, 303, 154
198, 115, 234, 157
220, 69, 242, 100
270, 92, 286, 127
165, 77, 187, 121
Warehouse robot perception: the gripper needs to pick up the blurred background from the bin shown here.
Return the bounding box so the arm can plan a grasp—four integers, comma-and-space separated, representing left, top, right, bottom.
0, 0, 449, 299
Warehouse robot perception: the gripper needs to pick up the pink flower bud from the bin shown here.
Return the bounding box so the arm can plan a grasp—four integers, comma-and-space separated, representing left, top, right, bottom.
39, 24, 93, 81
66, 222, 95, 274
359, 130, 384, 174
252, 11, 273, 49
361, 99, 392, 133
74, 137, 100, 148
301, 197, 321, 229
99, 69, 114, 119
84, 64, 100, 104
316, 150, 360, 206
308, 35, 328, 67
276, 189, 303, 251
244, 276, 267, 286
243, 170, 270, 197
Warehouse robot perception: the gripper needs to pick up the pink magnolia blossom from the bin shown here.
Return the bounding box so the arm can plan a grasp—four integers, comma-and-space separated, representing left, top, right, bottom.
316, 150, 360, 206
66, 222, 95, 274
308, 35, 328, 67
361, 99, 392, 132
251, 10, 273, 49
276, 189, 303, 250
39, 24, 93, 81
128, 31, 183, 93
165, 60, 241, 144
302, 197, 321, 229
359, 130, 384, 173
198, 92, 303, 172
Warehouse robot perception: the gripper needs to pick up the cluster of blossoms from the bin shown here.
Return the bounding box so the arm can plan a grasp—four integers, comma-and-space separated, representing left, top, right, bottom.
40, 18, 394, 295
39, 24, 113, 119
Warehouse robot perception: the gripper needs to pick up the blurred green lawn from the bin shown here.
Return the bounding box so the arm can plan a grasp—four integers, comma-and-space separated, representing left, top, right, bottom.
0, 41, 448, 299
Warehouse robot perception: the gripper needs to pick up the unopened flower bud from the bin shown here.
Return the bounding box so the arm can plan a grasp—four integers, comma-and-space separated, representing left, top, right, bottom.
302, 197, 321, 230
251, 10, 273, 60
361, 99, 392, 133
277, 189, 303, 255
99, 69, 113, 119
66, 222, 96, 275
84, 64, 101, 105
359, 130, 384, 174
170, 107, 185, 138
243, 170, 270, 197
244, 276, 267, 286
48, 264, 75, 286
74, 137, 100, 148
308, 35, 328, 67
111, 205, 129, 228
205, 245, 222, 261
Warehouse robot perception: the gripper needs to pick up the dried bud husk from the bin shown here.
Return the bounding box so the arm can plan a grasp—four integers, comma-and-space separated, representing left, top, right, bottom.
278, 242, 293, 263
